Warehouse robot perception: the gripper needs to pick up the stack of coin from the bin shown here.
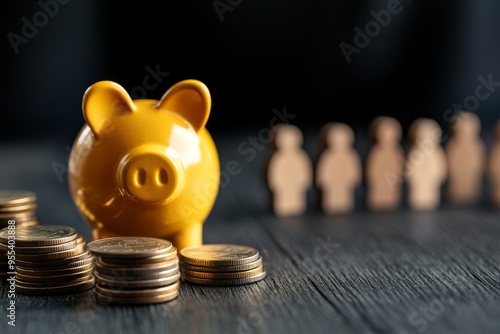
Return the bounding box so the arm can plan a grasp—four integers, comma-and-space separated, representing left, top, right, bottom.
0, 225, 95, 294
0, 190, 39, 228
0, 190, 39, 277
88, 237, 180, 305
179, 244, 266, 286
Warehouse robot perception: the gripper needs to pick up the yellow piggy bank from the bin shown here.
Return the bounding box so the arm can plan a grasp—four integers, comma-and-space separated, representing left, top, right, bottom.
68, 79, 220, 250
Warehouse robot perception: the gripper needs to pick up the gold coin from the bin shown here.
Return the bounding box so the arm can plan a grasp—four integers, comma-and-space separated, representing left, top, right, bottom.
88, 237, 172, 258
99, 247, 178, 265
96, 289, 178, 305
96, 257, 178, 275
0, 190, 36, 208
0, 219, 38, 229
0, 203, 37, 214
15, 250, 92, 268
0, 225, 77, 246
15, 267, 94, 282
182, 270, 267, 286
16, 274, 92, 287
94, 271, 180, 289
180, 257, 263, 273
12, 220, 39, 228
0, 211, 36, 222
181, 265, 264, 279
15, 243, 86, 261
76, 235, 85, 244
16, 262, 94, 276
16, 275, 95, 295
179, 244, 260, 267
95, 263, 179, 280
0, 239, 78, 254
95, 281, 179, 298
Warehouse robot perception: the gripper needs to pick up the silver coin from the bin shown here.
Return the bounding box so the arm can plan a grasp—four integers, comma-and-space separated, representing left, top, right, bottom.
0, 225, 77, 246
0, 190, 36, 208
87, 237, 172, 258
179, 244, 260, 266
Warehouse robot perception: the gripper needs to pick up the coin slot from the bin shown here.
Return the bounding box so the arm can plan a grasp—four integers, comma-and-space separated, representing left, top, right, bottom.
136, 169, 147, 186
157, 168, 168, 185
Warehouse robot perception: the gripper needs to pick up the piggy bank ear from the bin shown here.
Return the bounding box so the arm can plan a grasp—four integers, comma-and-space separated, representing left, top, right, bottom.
155, 79, 211, 132
82, 81, 135, 138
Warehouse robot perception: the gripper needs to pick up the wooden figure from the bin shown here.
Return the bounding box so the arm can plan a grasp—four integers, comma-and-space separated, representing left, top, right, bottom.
406, 118, 447, 210
445, 111, 485, 206
266, 124, 313, 217
487, 120, 500, 206
365, 116, 404, 211
316, 122, 361, 214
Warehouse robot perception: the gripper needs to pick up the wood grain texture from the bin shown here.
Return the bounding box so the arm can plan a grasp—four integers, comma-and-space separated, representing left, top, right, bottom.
1, 134, 500, 334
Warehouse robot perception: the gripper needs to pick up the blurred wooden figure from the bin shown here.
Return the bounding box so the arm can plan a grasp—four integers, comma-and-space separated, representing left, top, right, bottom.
487, 120, 500, 206
365, 116, 404, 211
406, 118, 447, 210
316, 123, 361, 214
266, 124, 313, 217
445, 111, 485, 206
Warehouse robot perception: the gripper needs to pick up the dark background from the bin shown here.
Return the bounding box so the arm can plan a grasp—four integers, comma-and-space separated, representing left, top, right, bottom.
2, 0, 500, 144
2, 3, 500, 333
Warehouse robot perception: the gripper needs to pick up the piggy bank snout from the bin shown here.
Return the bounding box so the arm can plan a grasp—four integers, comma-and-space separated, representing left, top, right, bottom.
117, 146, 184, 204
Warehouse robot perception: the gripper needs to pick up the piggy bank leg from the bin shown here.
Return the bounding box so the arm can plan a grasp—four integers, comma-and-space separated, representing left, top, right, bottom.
169, 223, 203, 251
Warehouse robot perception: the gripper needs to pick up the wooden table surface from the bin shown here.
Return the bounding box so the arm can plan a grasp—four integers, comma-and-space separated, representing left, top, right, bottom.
1, 132, 500, 334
